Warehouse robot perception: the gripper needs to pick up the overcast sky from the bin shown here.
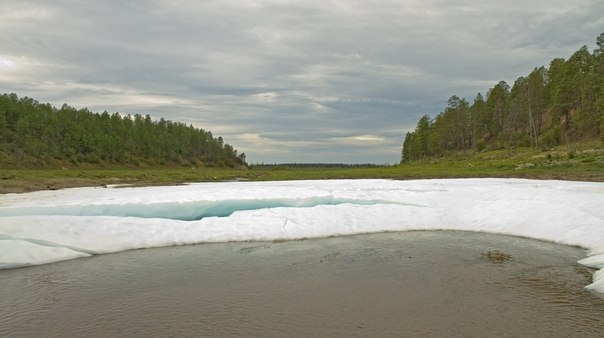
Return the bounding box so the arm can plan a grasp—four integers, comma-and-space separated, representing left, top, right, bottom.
1, 1, 603, 164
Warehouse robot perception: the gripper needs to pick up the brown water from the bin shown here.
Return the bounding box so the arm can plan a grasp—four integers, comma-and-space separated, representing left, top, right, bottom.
1, 231, 603, 337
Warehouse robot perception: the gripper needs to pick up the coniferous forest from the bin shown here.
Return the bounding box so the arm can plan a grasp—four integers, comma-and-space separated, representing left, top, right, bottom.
402, 33, 604, 162
0, 93, 247, 168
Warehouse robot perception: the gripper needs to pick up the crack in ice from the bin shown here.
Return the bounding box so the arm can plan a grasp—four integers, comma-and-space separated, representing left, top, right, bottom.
282, 219, 290, 237
0, 234, 96, 255
0, 197, 400, 221
0, 179, 603, 295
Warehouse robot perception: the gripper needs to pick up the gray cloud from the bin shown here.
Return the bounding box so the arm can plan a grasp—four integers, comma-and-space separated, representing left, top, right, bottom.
1, 0, 603, 163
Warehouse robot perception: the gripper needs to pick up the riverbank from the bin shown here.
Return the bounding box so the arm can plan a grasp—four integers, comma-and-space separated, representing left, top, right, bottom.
1, 142, 603, 194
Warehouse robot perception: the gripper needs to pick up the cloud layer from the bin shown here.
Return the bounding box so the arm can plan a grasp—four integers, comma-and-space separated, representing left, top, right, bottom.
2, 0, 603, 163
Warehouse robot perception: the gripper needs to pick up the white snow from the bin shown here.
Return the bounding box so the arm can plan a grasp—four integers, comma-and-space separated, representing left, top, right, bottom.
1, 178, 603, 293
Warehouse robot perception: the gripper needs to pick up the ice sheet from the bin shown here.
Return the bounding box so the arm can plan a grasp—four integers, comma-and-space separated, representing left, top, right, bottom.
1, 178, 603, 293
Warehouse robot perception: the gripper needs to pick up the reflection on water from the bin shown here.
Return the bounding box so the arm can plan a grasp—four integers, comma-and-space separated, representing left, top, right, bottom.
1, 231, 603, 337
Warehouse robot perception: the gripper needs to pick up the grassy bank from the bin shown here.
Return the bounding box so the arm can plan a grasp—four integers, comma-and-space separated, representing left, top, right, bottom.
1, 142, 603, 194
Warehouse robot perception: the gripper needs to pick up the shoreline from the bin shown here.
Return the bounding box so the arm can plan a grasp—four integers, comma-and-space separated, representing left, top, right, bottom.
2, 141, 602, 194
2, 168, 603, 195
2, 143, 603, 194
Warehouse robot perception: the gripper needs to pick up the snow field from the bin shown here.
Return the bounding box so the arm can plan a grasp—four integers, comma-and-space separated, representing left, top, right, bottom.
0, 178, 603, 293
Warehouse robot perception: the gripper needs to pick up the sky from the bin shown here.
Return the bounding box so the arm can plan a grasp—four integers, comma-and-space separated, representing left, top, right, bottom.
1, 1, 603, 164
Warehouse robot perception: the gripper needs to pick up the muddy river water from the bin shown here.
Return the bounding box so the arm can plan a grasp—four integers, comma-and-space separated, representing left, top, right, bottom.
1, 231, 603, 337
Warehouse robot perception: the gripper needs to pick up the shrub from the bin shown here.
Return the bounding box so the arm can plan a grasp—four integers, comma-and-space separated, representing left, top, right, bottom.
600, 116, 604, 143
476, 139, 486, 151
489, 140, 504, 151
540, 127, 561, 149
514, 132, 531, 148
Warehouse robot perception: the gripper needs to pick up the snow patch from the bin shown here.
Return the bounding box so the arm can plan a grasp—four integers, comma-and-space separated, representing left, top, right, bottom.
0, 240, 90, 269
0, 178, 603, 294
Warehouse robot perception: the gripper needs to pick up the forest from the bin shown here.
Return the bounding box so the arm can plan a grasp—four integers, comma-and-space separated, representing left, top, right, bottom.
0, 93, 247, 168
402, 33, 604, 162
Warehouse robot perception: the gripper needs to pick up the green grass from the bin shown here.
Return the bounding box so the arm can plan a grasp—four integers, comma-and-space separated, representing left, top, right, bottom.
1, 142, 603, 194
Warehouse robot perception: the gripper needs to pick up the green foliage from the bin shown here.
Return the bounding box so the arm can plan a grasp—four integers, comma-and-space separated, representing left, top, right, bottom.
401, 96, 472, 162
540, 127, 562, 149
402, 33, 604, 162
475, 139, 486, 151
0, 94, 247, 168
510, 131, 531, 148
601, 117, 604, 143
401, 115, 431, 162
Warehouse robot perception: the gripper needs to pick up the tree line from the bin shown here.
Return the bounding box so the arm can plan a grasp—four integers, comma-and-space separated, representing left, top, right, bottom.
0, 93, 247, 168
402, 33, 604, 162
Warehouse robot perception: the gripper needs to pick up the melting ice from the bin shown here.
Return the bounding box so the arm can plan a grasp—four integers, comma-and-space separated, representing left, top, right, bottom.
0, 178, 603, 293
